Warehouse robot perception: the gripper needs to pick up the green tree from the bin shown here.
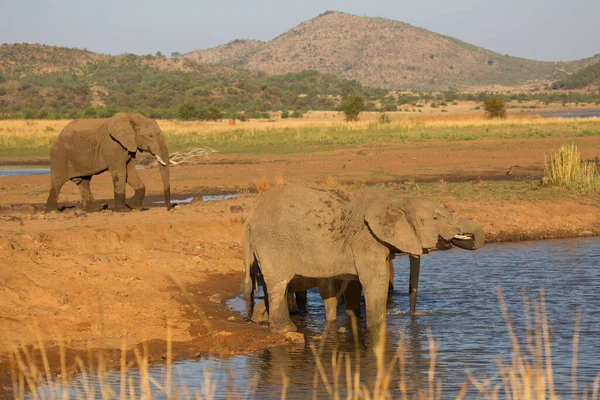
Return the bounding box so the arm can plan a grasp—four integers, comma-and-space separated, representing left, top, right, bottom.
342, 93, 365, 121
281, 109, 289, 119
176, 102, 199, 120
483, 97, 507, 118
81, 106, 97, 118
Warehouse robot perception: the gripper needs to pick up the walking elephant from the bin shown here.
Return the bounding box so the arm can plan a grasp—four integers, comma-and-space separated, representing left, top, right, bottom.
242, 184, 484, 333
45, 112, 172, 212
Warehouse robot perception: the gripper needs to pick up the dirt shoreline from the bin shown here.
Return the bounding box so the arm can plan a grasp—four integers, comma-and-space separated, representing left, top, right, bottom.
2, 136, 600, 395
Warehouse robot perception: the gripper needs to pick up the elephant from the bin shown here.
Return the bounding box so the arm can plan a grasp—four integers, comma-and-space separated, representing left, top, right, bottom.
45, 112, 172, 213
241, 184, 484, 333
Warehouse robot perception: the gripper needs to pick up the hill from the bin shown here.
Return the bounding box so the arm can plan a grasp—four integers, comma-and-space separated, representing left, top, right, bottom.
185, 11, 599, 90
552, 60, 600, 90
0, 43, 383, 119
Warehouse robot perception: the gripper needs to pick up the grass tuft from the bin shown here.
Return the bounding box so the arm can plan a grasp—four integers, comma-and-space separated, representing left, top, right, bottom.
543, 144, 600, 193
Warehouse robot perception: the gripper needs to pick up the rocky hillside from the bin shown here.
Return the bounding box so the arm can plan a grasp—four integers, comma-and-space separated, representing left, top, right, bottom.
185, 11, 599, 90
552, 60, 600, 90
0, 43, 381, 119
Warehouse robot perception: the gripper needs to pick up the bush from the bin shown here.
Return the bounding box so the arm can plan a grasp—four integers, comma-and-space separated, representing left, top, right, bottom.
378, 112, 391, 124
81, 106, 97, 119
483, 97, 506, 118
281, 110, 289, 119
543, 144, 600, 193
0, 86, 5, 96
342, 93, 365, 121
176, 102, 199, 120
291, 110, 304, 118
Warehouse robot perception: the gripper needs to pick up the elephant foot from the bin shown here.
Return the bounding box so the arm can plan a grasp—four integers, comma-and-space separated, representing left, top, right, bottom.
127, 187, 146, 210
270, 320, 297, 333
113, 193, 131, 212
251, 300, 269, 323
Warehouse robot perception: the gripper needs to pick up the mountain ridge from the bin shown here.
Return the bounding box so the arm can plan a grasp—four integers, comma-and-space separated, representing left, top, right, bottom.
184, 11, 599, 90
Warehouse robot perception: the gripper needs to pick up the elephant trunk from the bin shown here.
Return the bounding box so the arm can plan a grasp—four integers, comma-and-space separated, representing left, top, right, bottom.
451, 218, 485, 250
155, 139, 171, 210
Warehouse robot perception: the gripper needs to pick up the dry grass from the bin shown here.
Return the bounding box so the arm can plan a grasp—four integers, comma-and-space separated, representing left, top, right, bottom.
543, 144, 600, 193
6, 288, 600, 399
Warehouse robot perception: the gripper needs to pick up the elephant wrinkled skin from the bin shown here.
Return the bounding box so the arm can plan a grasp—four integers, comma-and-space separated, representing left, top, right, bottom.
242, 184, 484, 333
45, 112, 172, 213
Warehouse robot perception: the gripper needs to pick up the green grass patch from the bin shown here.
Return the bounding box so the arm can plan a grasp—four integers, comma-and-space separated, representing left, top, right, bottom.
543, 144, 600, 194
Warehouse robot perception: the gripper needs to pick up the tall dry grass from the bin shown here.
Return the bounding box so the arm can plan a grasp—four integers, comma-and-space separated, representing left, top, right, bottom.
6, 288, 599, 399
543, 144, 600, 193
2, 116, 600, 157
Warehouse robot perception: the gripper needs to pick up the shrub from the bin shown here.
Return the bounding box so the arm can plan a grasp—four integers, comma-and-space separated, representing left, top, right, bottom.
176, 102, 199, 120
378, 112, 391, 124
483, 97, 506, 118
543, 144, 600, 193
291, 110, 304, 118
341, 93, 365, 121
0, 86, 5, 96
281, 110, 289, 119
81, 106, 97, 119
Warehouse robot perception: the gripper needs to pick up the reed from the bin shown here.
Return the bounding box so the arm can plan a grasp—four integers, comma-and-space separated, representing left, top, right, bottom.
543, 144, 600, 193
4, 281, 599, 399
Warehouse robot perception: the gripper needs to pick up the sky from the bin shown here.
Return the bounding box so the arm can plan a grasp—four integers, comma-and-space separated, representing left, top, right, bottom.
1, 0, 598, 62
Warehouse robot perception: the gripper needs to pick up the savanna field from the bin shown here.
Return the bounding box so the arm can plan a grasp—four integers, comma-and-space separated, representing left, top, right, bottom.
2, 112, 600, 398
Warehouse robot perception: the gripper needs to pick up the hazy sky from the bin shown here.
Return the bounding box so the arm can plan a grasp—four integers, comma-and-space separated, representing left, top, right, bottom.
1, 0, 598, 62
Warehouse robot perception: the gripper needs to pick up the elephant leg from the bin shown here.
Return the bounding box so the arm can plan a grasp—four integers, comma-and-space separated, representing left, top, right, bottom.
317, 279, 339, 322
344, 280, 362, 318
409, 255, 421, 316
295, 290, 308, 312
45, 174, 68, 213
108, 165, 129, 212
251, 299, 269, 323
388, 258, 395, 291
265, 278, 296, 333
287, 291, 299, 313
125, 160, 145, 210
359, 264, 389, 330
76, 176, 96, 212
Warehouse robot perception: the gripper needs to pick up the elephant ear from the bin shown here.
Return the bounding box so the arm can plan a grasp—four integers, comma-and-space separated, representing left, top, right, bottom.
365, 201, 423, 256
108, 113, 137, 153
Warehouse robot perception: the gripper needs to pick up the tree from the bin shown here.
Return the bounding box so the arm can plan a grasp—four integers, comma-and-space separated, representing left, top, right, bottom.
342, 93, 365, 121
483, 97, 506, 118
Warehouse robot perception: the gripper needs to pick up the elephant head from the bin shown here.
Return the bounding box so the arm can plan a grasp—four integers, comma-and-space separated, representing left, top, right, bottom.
108, 113, 171, 209
364, 193, 484, 255
362, 191, 484, 314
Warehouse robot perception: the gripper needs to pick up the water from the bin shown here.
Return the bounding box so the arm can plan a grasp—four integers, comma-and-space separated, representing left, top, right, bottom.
537, 109, 600, 119
34, 237, 600, 398
152, 194, 240, 205
0, 168, 50, 177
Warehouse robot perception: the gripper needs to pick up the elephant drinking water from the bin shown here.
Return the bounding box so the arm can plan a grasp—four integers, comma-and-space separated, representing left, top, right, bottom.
242, 184, 484, 333
45, 113, 172, 212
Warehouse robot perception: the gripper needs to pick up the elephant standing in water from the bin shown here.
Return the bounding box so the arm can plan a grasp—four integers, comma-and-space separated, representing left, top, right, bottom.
45, 113, 172, 212
242, 184, 484, 333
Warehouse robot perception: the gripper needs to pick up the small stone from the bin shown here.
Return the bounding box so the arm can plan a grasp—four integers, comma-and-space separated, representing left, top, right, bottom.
285, 332, 305, 345
98, 254, 110, 263
209, 294, 226, 303
227, 316, 236, 322
580, 230, 593, 236
337, 327, 348, 334
228, 241, 240, 249
114, 253, 128, 261
215, 331, 233, 337
36, 213, 45, 220
229, 205, 244, 213
76, 211, 88, 219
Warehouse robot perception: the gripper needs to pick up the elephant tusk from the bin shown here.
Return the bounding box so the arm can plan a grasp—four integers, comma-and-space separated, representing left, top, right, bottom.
155, 154, 167, 166
453, 234, 474, 240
